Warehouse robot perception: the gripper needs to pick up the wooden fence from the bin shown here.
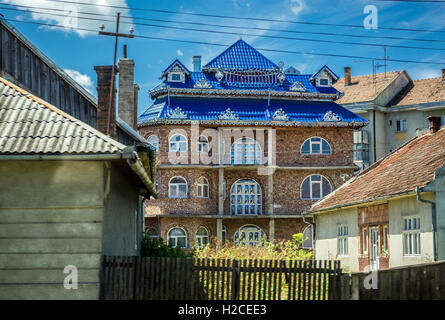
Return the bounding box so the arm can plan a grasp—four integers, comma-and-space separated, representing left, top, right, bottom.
344, 260, 445, 300
99, 256, 343, 300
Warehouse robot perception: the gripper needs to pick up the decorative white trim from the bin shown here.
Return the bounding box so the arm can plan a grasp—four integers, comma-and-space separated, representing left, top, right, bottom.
272, 108, 289, 121
194, 78, 212, 89
219, 108, 239, 120
290, 81, 306, 92
169, 107, 188, 119
323, 110, 341, 122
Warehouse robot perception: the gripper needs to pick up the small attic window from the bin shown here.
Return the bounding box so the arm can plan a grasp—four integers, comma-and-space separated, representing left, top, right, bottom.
319, 78, 329, 86
169, 72, 184, 82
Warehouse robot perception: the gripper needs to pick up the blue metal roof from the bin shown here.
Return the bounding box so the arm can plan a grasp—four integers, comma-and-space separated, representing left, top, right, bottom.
138, 97, 367, 124
159, 72, 338, 94
204, 39, 279, 70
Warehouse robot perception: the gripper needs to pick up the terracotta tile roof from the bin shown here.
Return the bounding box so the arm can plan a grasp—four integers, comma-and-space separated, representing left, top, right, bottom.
333, 71, 402, 104
310, 126, 445, 212
390, 77, 445, 106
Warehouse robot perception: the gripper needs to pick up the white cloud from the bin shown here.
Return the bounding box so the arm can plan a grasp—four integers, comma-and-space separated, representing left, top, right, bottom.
1, 0, 133, 37
63, 68, 94, 94
290, 0, 305, 16
177, 49, 184, 57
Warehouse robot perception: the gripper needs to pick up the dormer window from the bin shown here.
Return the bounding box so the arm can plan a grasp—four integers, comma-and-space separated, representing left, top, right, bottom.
169, 72, 184, 83
319, 78, 329, 86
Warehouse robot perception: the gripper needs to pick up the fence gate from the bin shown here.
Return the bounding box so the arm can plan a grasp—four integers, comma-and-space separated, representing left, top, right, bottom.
99, 256, 342, 300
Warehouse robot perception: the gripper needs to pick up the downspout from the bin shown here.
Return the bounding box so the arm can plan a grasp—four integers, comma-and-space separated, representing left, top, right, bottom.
415, 186, 437, 261
373, 110, 377, 163
302, 213, 315, 260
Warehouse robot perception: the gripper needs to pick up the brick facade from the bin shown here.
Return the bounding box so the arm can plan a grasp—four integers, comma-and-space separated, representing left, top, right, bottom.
94, 66, 116, 138
140, 124, 355, 249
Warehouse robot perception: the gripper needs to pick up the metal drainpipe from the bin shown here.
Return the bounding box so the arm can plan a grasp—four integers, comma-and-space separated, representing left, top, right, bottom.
415, 186, 437, 261
302, 213, 315, 260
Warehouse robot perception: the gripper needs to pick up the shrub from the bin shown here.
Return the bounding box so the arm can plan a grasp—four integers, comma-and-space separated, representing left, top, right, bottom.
141, 234, 192, 258
194, 233, 313, 261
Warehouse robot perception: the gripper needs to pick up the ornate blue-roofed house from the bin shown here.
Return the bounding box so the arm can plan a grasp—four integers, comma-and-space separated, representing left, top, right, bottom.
139, 39, 367, 249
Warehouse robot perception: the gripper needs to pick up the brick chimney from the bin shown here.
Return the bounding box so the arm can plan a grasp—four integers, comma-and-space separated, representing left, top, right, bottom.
118, 57, 137, 130
442, 68, 445, 81
344, 67, 351, 86
94, 65, 117, 138
427, 116, 441, 133
193, 56, 202, 72
134, 83, 139, 128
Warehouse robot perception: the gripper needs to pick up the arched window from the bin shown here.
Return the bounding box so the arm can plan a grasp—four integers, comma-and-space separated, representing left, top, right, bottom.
169, 176, 188, 198
198, 136, 209, 153
147, 135, 159, 152
300, 175, 332, 200
146, 228, 158, 241
195, 227, 209, 248
169, 134, 187, 152
196, 177, 209, 198
231, 138, 262, 164
167, 227, 187, 248
230, 179, 262, 215
234, 225, 266, 246
301, 137, 331, 155
302, 225, 313, 249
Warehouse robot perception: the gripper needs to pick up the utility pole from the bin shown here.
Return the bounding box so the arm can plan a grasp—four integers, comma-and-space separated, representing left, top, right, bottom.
98, 13, 134, 136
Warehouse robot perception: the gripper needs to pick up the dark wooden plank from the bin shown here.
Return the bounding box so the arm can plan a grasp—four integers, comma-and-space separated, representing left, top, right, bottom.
241, 260, 247, 300
278, 260, 283, 300
215, 259, 221, 300
221, 259, 226, 300
194, 258, 201, 300
258, 259, 264, 300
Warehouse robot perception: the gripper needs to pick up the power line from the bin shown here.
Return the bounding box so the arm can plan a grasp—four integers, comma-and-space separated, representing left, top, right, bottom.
31, 0, 445, 34
2, 6, 445, 53
1, 2, 443, 43
374, 0, 445, 3
3, 16, 444, 66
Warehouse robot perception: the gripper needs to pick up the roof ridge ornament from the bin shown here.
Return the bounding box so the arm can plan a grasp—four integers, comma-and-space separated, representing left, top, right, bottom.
323, 110, 341, 122
218, 108, 239, 120
194, 77, 212, 88
169, 107, 188, 119
272, 108, 289, 121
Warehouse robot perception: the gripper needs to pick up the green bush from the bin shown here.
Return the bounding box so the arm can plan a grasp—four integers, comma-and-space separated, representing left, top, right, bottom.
141, 234, 193, 258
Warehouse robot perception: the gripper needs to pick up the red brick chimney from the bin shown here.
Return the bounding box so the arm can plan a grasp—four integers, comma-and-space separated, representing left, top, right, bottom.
427, 116, 441, 133
94, 65, 117, 138
442, 68, 445, 81
344, 67, 351, 86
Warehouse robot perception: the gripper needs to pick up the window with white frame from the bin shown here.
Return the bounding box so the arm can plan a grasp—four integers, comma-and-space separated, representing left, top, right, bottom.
231, 137, 262, 165
382, 225, 388, 254
234, 225, 266, 246
196, 177, 209, 198
396, 120, 407, 132
362, 227, 368, 254
168, 176, 188, 198
301, 137, 331, 155
198, 136, 209, 153
300, 175, 332, 200
169, 134, 188, 152
195, 227, 209, 248
167, 227, 187, 248
146, 228, 158, 241
147, 135, 159, 153
302, 225, 313, 249
403, 216, 421, 256
337, 225, 348, 257
319, 78, 329, 86
230, 179, 262, 215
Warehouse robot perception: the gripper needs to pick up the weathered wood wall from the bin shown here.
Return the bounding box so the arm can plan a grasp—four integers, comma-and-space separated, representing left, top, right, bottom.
0, 19, 97, 128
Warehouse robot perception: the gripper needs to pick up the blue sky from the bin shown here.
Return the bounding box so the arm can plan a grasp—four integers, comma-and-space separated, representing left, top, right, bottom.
1, 0, 444, 115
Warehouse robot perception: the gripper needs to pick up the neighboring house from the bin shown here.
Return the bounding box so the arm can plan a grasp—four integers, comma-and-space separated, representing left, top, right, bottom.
138, 39, 367, 250
0, 20, 156, 299
334, 67, 445, 171
307, 117, 445, 273
0, 76, 156, 299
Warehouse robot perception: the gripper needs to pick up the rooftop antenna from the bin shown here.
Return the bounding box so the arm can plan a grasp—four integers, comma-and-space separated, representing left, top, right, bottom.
375, 46, 389, 79
355, 58, 377, 94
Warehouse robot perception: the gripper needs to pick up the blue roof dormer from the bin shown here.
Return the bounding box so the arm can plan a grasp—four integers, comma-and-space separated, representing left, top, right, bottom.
160, 59, 190, 78
203, 39, 279, 71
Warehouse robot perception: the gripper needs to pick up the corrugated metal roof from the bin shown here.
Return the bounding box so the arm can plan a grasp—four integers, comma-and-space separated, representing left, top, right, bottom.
138, 96, 367, 124
204, 40, 279, 70
0, 77, 127, 154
